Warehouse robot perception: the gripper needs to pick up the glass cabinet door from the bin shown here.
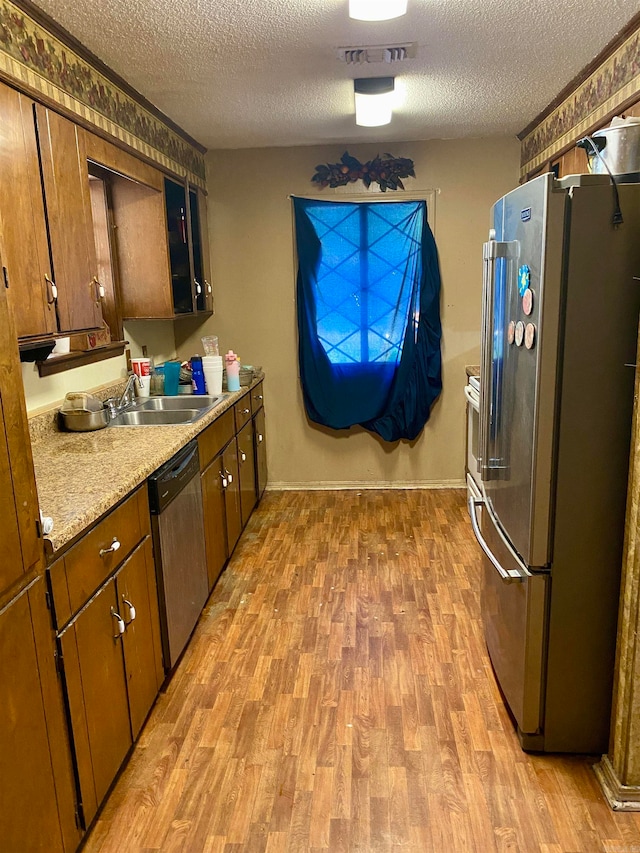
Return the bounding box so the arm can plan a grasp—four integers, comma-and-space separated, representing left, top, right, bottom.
189, 187, 212, 313
164, 177, 194, 314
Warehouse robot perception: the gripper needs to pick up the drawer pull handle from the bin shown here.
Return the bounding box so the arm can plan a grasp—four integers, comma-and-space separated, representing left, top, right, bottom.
254, 395, 263, 401
122, 598, 136, 623
225, 468, 233, 484
240, 451, 247, 462
206, 280, 212, 294
111, 608, 126, 639
240, 408, 250, 415
194, 278, 202, 295
99, 537, 121, 557
257, 433, 263, 443
219, 471, 228, 488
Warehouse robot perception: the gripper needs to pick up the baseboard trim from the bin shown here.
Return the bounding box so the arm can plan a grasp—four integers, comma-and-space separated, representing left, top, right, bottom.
265, 479, 466, 491
593, 755, 640, 810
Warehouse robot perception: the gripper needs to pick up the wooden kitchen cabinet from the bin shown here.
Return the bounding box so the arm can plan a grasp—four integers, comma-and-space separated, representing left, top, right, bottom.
0, 83, 57, 341
201, 450, 229, 590
253, 403, 268, 500
117, 538, 164, 739
251, 381, 267, 500
190, 186, 213, 312
35, 104, 104, 333
0, 580, 67, 853
49, 486, 162, 830
237, 419, 257, 526
0, 234, 79, 852
59, 573, 132, 821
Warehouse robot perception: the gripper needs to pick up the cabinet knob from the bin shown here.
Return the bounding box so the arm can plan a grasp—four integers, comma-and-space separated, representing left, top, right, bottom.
194, 279, 202, 295
254, 395, 263, 402
219, 471, 228, 488
240, 408, 250, 415
258, 433, 263, 443
92, 275, 105, 300
224, 468, 233, 484
44, 273, 57, 303
99, 537, 121, 557
206, 280, 212, 294
240, 451, 247, 463
122, 597, 136, 624
111, 608, 126, 639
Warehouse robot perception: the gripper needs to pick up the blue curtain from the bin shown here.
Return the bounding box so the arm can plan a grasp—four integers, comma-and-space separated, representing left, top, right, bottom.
294, 197, 442, 441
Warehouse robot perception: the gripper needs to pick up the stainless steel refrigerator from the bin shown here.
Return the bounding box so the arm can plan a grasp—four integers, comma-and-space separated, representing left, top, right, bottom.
468, 172, 640, 752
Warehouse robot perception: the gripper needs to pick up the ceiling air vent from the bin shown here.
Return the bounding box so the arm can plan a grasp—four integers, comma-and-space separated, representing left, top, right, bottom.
336, 43, 417, 64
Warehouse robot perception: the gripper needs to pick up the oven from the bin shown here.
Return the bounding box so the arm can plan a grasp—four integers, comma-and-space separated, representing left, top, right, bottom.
465, 374, 480, 497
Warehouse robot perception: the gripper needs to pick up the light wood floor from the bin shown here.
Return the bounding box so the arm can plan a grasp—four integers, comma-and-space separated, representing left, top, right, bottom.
83, 490, 640, 852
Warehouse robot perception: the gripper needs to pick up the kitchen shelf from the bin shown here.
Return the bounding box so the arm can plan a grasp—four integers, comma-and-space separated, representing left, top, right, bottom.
35, 341, 127, 377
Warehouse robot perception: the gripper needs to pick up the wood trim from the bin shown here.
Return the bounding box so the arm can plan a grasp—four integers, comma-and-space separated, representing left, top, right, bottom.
594, 755, 640, 811
36, 341, 127, 377
12, 0, 206, 155
518, 11, 640, 140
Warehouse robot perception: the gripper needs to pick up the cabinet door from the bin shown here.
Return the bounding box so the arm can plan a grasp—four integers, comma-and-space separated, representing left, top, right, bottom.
60, 577, 131, 816
253, 405, 268, 500
190, 187, 212, 313
164, 177, 194, 314
237, 420, 257, 527
112, 176, 174, 319
116, 539, 163, 739
0, 585, 65, 853
0, 84, 56, 339
201, 453, 228, 590
0, 243, 42, 596
223, 439, 242, 555
35, 104, 103, 333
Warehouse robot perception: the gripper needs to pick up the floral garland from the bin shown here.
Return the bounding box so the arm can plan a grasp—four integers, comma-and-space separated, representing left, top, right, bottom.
311, 151, 415, 192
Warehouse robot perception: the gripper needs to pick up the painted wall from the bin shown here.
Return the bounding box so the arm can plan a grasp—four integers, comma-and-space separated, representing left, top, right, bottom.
22, 320, 176, 414
176, 137, 521, 487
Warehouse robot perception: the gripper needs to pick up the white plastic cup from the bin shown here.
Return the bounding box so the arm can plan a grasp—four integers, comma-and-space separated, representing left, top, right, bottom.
204, 367, 223, 395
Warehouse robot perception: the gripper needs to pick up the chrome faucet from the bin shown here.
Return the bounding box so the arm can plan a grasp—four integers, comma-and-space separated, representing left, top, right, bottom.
106, 374, 141, 418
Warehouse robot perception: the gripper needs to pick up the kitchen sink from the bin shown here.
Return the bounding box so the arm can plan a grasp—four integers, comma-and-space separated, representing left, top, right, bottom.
109, 395, 227, 427
137, 395, 224, 411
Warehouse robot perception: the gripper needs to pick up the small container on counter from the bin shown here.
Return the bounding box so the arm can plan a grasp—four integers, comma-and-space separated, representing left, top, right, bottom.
225, 350, 241, 392
191, 356, 206, 395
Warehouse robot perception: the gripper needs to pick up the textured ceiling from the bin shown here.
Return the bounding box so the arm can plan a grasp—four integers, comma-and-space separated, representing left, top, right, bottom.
31, 0, 640, 150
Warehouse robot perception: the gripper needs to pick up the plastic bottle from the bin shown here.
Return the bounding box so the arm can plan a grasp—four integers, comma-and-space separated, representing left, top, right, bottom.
225, 350, 241, 392
191, 356, 206, 395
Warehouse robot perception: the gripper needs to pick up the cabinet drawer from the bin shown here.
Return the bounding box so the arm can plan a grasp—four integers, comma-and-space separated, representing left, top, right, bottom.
250, 381, 264, 414
56, 487, 150, 624
234, 393, 252, 432
198, 407, 234, 470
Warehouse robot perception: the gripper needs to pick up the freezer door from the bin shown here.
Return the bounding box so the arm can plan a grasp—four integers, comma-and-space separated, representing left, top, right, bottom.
480, 174, 566, 567
480, 504, 548, 736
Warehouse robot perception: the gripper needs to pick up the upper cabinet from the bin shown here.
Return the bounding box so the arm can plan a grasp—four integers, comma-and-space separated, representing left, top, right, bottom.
108, 167, 212, 321
164, 177, 213, 317
35, 104, 104, 334
0, 83, 104, 342
0, 85, 57, 340
190, 186, 213, 313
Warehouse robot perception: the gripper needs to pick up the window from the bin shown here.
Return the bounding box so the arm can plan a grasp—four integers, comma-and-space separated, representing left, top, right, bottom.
293, 196, 442, 442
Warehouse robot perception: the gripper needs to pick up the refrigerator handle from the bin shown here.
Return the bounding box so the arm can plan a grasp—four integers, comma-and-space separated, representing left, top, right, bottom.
479, 240, 496, 479
468, 496, 531, 583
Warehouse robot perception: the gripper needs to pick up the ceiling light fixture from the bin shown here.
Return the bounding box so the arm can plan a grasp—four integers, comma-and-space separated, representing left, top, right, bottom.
349, 0, 408, 21
354, 77, 395, 127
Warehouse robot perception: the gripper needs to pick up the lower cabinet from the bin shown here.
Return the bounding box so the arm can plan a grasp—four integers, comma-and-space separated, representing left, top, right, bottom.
0, 579, 69, 853
253, 402, 267, 500
48, 486, 162, 832
237, 419, 257, 526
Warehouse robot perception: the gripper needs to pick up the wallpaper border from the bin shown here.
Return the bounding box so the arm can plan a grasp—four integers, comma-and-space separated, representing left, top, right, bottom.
519, 24, 640, 179
0, 0, 206, 187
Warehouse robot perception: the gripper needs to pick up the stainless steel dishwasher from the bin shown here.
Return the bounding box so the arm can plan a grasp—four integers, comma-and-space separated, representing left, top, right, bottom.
148, 440, 208, 671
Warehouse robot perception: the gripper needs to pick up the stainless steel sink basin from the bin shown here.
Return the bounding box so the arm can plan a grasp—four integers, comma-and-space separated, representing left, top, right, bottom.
137, 395, 224, 412
109, 395, 227, 426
